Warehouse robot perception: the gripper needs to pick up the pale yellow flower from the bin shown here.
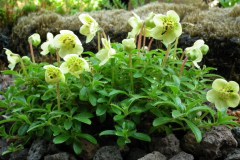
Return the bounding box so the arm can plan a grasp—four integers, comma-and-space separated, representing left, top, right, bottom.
40, 32, 56, 55
207, 79, 240, 111
28, 33, 41, 47
79, 14, 100, 43
4, 48, 21, 70
53, 30, 83, 58
96, 38, 116, 66
60, 54, 90, 78
151, 10, 182, 46
122, 38, 136, 52
185, 40, 209, 68
43, 65, 65, 84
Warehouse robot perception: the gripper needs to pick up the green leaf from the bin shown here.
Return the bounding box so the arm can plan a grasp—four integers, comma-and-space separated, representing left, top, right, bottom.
73, 142, 82, 155
73, 113, 93, 125
64, 120, 73, 130
172, 110, 184, 118
89, 93, 97, 106
51, 126, 61, 136
79, 87, 88, 101
27, 122, 46, 132
18, 124, 29, 136
2, 70, 19, 76
96, 105, 107, 116
183, 118, 202, 143
78, 133, 97, 144
132, 132, 151, 142
113, 115, 125, 121
187, 106, 215, 117
99, 130, 116, 136
153, 117, 172, 127
17, 115, 31, 124
53, 134, 70, 144
109, 89, 128, 97
133, 72, 142, 78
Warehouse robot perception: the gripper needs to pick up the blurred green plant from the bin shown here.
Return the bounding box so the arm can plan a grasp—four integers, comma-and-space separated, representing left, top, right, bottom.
219, 0, 240, 7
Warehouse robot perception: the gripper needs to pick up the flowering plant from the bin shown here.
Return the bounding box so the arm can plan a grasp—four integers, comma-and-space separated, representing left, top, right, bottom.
0, 11, 239, 157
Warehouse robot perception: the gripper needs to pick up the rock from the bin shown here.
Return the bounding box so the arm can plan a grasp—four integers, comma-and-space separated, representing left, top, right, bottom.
169, 151, 194, 160
10, 149, 29, 160
232, 127, 240, 146
137, 151, 167, 160
93, 146, 122, 160
0, 139, 9, 160
125, 148, 147, 160
27, 139, 47, 160
150, 134, 181, 158
225, 148, 240, 160
182, 126, 238, 160
81, 139, 99, 160
44, 152, 76, 160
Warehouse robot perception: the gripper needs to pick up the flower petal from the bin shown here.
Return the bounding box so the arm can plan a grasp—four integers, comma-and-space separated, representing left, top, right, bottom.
229, 81, 240, 93
227, 93, 240, 108
60, 62, 69, 74
212, 79, 228, 91
167, 10, 180, 22
206, 89, 219, 103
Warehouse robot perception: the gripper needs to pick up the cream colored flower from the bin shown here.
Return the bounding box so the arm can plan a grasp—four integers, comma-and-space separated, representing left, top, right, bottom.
43, 65, 65, 84
96, 38, 116, 66
207, 79, 240, 111
122, 38, 136, 52
151, 10, 182, 46
53, 30, 83, 58
28, 33, 41, 47
79, 14, 100, 43
4, 48, 21, 70
60, 54, 90, 78
128, 12, 144, 38
40, 32, 56, 55
185, 40, 209, 68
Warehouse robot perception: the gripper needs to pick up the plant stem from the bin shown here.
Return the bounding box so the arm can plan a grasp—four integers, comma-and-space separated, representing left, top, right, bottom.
29, 42, 35, 63
98, 32, 101, 51
137, 24, 144, 56
173, 38, 179, 59
56, 82, 61, 111
129, 53, 134, 93
56, 51, 60, 67
179, 56, 188, 77
20, 59, 27, 76
162, 44, 171, 67
111, 58, 115, 88
147, 38, 154, 51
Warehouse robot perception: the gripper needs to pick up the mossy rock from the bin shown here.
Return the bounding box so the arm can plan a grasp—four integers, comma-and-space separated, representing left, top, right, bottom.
2, 2, 240, 82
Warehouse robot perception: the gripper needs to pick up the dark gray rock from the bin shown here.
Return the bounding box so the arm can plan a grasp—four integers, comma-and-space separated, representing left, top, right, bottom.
150, 134, 181, 158
137, 151, 167, 160
182, 126, 238, 160
225, 148, 240, 160
44, 152, 76, 160
27, 139, 47, 160
0, 139, 9, 160
10, 149, 29, 160
93, 146, 122, 160
169, 151, 194, 160
126, 148, 147, 160
232, 127, 240, 146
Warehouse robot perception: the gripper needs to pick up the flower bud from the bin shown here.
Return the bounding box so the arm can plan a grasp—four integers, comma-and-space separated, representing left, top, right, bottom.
28, 33, 41, 47
122, 38, 136, 52
200, 44, 209, 55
